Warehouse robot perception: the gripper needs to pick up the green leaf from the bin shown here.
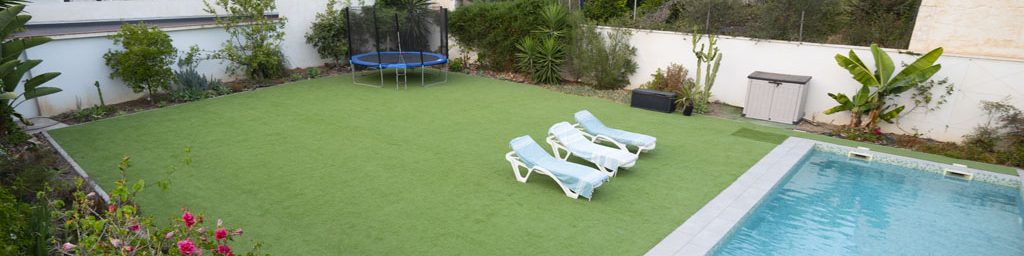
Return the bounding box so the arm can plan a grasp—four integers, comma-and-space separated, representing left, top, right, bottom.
3, 59, 40, 90
852, 85, 871, 106
870, 44, 895, 86
824, 93, 852, 115
879, 105, 905, 123
0, 91, 14, 100
0, 5, 25, 37
23, 86, 60, 100
889, 47, 943, 89
23, 72, 59, 91
1, 36, 52, 61
835, 52, 879, 87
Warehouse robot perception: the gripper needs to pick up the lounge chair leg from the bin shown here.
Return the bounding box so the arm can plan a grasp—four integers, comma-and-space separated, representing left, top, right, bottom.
511, 163, 531, 183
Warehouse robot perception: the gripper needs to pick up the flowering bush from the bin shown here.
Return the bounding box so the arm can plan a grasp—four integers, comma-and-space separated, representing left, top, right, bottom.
52, 155, 266, 255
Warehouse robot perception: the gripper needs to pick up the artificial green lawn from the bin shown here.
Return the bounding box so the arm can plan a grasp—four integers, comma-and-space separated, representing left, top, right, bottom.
49, 73, 1018, 255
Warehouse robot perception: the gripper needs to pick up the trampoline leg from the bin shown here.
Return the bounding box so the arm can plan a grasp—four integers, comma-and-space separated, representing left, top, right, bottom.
421, 63, 449, 87
350, 63, 385, 88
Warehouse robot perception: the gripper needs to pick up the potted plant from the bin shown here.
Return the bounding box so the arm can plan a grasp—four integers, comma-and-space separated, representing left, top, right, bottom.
675, 78, 697, 116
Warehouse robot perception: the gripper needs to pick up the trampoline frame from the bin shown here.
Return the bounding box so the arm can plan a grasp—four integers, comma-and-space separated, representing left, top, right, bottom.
345, 6, 449, 89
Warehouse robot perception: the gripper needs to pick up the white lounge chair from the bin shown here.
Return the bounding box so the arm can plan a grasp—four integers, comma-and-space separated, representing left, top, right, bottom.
546, 122, 638, 177
505, 135, 611, 200
574, 110, 657, 156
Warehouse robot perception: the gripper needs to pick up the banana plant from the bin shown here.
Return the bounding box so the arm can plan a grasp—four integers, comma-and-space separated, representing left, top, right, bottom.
0, 5, 61, 136
828, 43, 942, 128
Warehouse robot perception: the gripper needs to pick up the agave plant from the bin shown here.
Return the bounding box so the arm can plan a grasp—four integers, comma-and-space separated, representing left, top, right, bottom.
826, 44, 943, 128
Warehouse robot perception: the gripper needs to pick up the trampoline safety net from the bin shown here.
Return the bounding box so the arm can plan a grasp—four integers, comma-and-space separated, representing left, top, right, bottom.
346, 6, 449, 70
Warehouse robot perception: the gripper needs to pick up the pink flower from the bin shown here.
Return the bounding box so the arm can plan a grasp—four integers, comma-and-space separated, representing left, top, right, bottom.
215, 228, 228, 240
129, 224, 140, 232
177, 239, 198, 255
61, 242, 75, 251
165, 231, 176, 240
123, 245, 134, 252
182, 210, 196, 228
231, 228, 243, 236
108, 204, 117, 213
217, 244, 233, 255
110, 238, 122, 248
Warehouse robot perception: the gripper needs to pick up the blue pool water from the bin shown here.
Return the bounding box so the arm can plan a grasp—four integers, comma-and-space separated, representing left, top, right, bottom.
712, 150, 1024, 255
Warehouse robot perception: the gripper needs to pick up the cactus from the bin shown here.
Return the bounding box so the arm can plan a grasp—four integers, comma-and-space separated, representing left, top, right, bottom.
690, 28, 722, 114
94, 81, 106, 107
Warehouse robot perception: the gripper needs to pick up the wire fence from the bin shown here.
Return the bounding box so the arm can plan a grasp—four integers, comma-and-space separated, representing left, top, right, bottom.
590, 0, 922, 49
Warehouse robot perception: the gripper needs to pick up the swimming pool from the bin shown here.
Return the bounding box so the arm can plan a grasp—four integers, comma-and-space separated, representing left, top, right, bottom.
711, 149, 1024, 255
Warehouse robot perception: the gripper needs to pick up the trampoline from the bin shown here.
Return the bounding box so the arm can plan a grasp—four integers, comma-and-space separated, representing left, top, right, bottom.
350, 51, 448, 69
346, 6, 449, 89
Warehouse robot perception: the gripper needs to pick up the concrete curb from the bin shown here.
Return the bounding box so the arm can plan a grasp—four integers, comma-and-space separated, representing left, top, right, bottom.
42, 131, 110, 203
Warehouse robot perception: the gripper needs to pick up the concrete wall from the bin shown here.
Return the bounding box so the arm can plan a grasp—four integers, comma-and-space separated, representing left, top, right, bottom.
17, 0, 370, 117
909, 0, 1024, 60
607, 27, 1024, 142
22, 27, 234, 117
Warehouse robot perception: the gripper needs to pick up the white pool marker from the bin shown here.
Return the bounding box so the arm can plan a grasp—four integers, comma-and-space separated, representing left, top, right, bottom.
943, 168, 975, 181
847, 147, 873, 161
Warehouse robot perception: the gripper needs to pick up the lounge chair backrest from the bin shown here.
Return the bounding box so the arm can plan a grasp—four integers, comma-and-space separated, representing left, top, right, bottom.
574, 110, 608, 131
549, 122, 589, 146
510, 135, 552, 167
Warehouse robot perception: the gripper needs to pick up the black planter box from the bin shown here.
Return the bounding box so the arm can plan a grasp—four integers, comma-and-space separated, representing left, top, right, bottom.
630, 89, 678, 113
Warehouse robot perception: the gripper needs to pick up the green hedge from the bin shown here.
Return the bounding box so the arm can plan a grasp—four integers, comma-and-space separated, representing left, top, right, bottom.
449, 0, 550, 71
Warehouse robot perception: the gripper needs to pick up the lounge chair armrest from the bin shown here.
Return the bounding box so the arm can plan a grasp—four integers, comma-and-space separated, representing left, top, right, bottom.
545, 135, 572, 160
572, 122, 596, 140
592, 134, 629, 151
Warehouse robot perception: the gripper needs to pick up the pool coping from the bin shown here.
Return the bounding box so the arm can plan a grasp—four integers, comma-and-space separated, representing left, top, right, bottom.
645, 137, 1024, 256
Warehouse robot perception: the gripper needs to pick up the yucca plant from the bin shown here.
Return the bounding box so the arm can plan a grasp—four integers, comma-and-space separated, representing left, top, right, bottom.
515, 4, 570, 84
515, 36, 564, 84
826, 44, 943, 128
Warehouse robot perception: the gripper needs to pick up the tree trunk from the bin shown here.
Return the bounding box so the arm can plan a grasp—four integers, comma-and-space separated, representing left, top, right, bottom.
865, 108, 881, 128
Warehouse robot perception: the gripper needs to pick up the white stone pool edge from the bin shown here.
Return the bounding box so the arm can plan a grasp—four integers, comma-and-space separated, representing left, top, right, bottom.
645, 137, 1024, 256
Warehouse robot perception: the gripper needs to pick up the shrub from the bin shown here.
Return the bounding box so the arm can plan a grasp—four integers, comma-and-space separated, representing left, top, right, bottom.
306, 0, 348, 67
53, 155, 267, 255
0, 187, 26, 255
642, 63, 696, 107
289, 72, 304, 82
583, 0, 627, 22
170, 68, 227, 102
568, 26, 637, 89
307, 67, 321, 79
204, 0, 288, 81
449, 58, 464, 72
449, 0, 549, 71
104, 22, 177, 103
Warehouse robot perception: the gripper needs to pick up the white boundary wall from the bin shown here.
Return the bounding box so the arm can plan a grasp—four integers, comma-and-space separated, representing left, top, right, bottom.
17, 0, 363, 117
605, 27, 1024, 142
